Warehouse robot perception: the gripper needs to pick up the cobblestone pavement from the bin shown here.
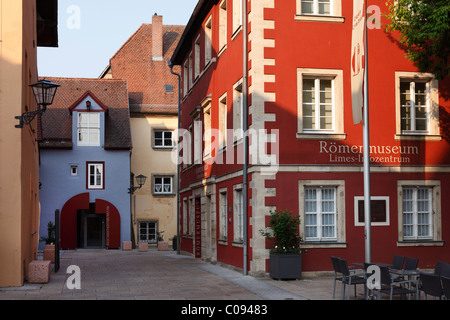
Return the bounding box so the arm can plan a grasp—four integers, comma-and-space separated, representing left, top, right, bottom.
0, 248, 366, 301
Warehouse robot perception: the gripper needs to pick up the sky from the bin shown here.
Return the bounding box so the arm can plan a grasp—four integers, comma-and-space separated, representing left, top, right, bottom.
37, 0, 199, 78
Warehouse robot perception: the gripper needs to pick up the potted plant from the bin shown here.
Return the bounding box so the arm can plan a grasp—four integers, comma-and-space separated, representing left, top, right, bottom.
260, 209, 305, 280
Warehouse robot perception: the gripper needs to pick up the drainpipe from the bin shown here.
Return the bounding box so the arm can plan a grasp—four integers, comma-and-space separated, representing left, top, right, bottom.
242, 0, 249, 276
168, 58, 181, 255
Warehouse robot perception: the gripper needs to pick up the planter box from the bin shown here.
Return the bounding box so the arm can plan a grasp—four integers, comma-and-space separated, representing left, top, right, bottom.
269, 253, 302, 280
158, 241, 169, 251
43, 244, 55, 263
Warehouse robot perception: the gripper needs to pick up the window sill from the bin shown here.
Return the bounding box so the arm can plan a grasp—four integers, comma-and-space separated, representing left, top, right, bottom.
297, 132, 347, 140
301, 241, 347, 249
152, 193, 176, 198
295, 14, 345, 23
397, 240, 444, 247
218, 239, 228, 246
232, 240, 244, 248
395, 134, 442, 141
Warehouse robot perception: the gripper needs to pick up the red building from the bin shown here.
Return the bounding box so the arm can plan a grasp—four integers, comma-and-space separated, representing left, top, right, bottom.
170, 0, 450, 275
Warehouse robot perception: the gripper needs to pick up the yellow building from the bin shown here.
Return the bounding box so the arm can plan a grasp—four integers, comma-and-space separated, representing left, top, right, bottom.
0, 0, 58, 287
100, 15, 183, 247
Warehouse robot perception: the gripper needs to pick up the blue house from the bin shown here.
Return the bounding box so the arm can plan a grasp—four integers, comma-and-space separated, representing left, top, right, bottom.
38, 78, 132, 250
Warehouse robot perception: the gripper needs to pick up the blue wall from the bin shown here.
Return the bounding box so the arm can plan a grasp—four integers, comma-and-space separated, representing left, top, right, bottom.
39, 110, 131, 250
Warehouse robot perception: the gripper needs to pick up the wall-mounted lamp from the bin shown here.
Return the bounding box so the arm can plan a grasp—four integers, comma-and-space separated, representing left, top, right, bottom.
128, 174, 147, 194
15, 79, 60, 128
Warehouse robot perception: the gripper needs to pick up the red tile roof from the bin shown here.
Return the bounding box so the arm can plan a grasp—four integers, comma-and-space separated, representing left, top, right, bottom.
105, 21, 184, 115
39, 77, 132, 150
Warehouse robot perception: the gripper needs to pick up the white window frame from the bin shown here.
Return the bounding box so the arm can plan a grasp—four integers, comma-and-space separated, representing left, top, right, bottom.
395, 72, 440, 140
219, 0, 227, 54
219, 93, 228, 150
194, 35, 201, 78
402, 187, 433, 240
397, 180, 442, 246
232, 0, 242, 35
139, 221, 158, 244
183, 198, 188, 235
295, 0, 344, 23
154, 130, 174, 148
304, 187, 337, 241
219, 189, 228, 241
183, 60, 188, 96
297, 68, 345, 140
233, 185, 244, 242
233, 79, 244, 142
77, 112, 100, 146
87, 162, 104, 190
205, 16, 213, 66
153, 176, 173, 195
299, 180, 346, 248
302, 77, 335, 132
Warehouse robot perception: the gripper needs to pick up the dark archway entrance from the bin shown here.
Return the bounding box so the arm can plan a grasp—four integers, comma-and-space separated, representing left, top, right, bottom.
61, 193, 121, 249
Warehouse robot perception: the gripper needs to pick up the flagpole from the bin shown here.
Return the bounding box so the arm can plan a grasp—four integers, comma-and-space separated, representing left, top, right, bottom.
363, 0, 372, 264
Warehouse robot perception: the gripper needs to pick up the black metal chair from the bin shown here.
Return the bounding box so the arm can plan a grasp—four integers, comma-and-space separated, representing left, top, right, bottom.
441, 276, 450, 300
391, 255, 405, 270
330, 256, 343, 299
404, 257, 419, 270
374, 265, 418, 300
338, 258, 366, 300
435, 261, 450, 278
420, 272, 444, 300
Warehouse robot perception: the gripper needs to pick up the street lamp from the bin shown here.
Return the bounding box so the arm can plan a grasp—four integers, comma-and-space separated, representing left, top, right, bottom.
15, 79, 60, 128
129, 174, 147, 194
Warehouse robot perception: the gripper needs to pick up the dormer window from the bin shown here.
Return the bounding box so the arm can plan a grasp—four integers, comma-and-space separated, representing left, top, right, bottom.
78, 112, 100, 146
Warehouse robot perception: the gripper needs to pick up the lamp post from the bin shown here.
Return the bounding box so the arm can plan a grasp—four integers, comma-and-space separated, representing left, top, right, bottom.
15, 79, 60, 128
128, 174, 147, 194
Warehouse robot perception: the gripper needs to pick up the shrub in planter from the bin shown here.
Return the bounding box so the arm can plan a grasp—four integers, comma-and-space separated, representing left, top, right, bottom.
260, 209, 305, 279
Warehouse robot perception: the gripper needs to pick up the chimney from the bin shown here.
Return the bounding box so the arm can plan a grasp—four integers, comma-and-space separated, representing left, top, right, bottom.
152, 14, 163, 61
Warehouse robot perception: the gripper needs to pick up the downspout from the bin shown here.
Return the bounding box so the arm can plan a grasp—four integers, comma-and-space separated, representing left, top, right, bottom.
242, 0, 249, 276
168, 58, 181, 255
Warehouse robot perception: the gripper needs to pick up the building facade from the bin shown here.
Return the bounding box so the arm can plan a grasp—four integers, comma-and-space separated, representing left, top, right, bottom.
171, 0, 450, 275
100, 15, 184, 247
0, 0, 58, 287
39, 78, 132, 250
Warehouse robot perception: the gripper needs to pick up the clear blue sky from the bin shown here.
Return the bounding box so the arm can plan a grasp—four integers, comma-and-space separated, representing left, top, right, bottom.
38, 0, 199, 78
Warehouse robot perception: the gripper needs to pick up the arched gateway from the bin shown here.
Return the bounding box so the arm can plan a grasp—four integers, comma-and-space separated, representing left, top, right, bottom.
60, 193, 121, 249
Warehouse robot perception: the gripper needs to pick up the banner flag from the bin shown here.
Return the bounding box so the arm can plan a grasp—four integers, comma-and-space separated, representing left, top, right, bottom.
351, 0, 365, 125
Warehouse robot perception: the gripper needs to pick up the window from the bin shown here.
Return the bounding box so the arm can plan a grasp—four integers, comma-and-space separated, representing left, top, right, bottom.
188, 52, 193, 88
234, 187, 244, 241
203, 103, 212, 158
87, 162, 104, 189
153, 176, 173, 195
154, 130, 174, 148
71, 165, 78, 176
183, 60, 188, 96
304, 187, 337, 241
395, 72, 440, 140
402, 187, 432, 240
219, 190, 228, 240
299, 180, 346, 248
397, 181, 442, 246
219, 0, 227, 53
139, 221, 158, 243
205, 16, 212, 65
232, 0, 242, 34
297, 68, 345, 139
295, 0, 343, 22
233, 80, 244, 141
165, 85, 174, 93
195, 35, 201, 78
78, 112, 100, 146
401, 81, 428, 132
302, 78, 333, 131
183, 198, 188, 235
301, 0, 331, 15
219, 94, 228, 149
